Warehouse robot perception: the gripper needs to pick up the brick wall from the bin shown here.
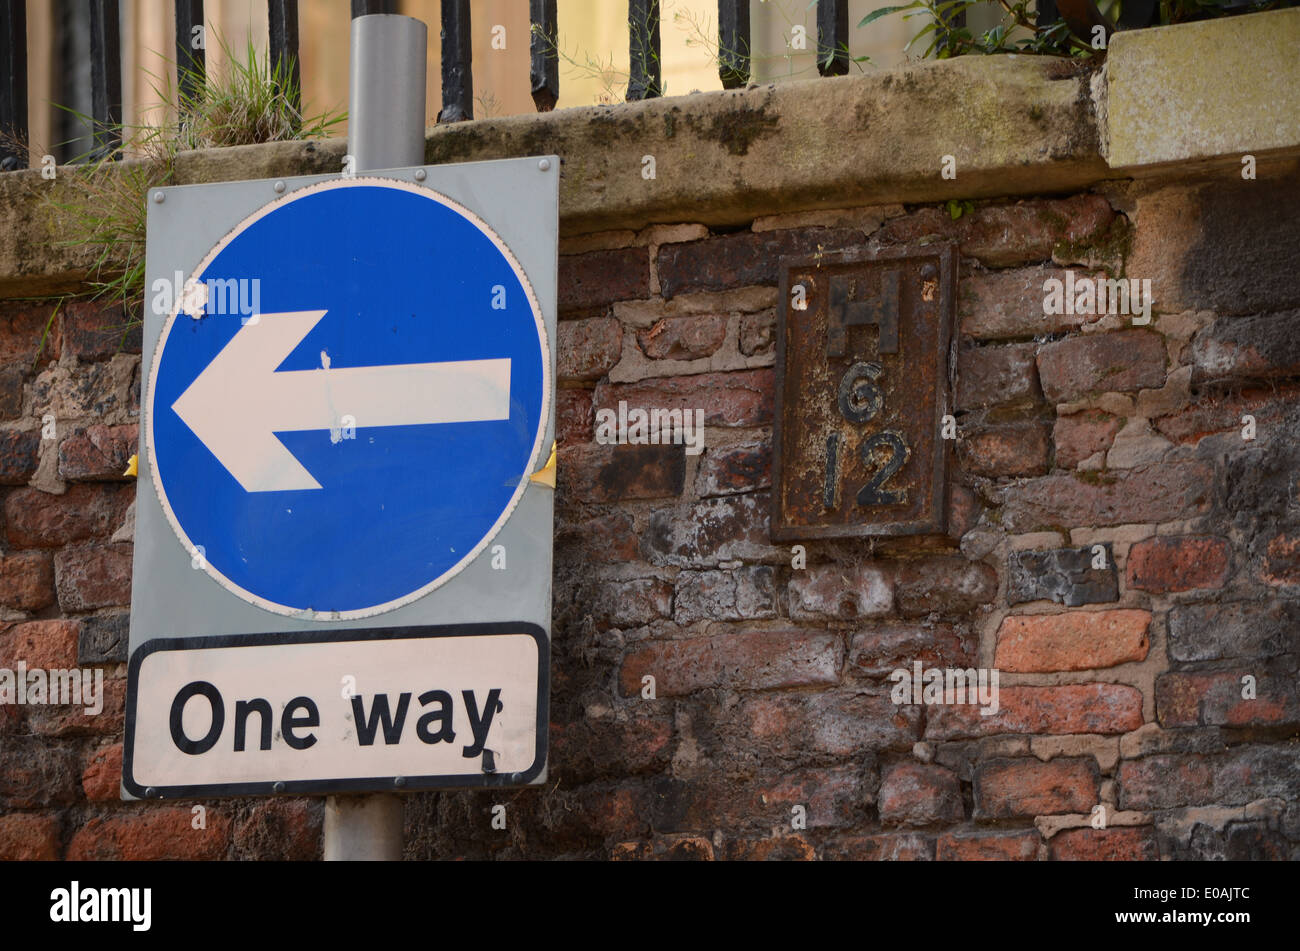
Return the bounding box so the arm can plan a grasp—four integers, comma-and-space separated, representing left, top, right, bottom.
1, 169, 1298, 860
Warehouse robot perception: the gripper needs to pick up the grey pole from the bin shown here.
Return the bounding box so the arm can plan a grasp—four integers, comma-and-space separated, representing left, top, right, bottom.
324, 13, 428, 862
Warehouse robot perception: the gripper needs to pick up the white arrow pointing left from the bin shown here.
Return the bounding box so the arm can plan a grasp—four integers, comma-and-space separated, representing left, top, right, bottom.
170, 310, 512, 493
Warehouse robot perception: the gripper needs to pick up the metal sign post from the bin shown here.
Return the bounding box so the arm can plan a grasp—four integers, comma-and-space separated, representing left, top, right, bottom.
322, 11, 428, 864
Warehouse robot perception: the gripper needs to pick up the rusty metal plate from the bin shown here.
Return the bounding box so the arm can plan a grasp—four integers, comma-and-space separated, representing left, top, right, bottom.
771, 245, 956, 540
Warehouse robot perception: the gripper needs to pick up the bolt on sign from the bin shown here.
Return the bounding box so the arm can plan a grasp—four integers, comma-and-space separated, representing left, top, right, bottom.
771, 246, 957, 539
125, 157, 558, 799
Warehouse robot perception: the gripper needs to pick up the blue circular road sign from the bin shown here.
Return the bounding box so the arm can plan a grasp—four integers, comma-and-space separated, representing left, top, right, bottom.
146, 177, 550, 618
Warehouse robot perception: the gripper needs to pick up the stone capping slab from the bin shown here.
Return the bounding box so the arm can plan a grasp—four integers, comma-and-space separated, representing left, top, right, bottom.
1105, 7, 1300, 170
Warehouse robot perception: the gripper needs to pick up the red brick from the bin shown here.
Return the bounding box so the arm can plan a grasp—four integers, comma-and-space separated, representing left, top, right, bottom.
882, 195, 1117, 269
555, 388, 593, 445
976, 757, 1099, 818
82, 743, 123, 801
994, 609, 1150, 672
5, 483, 134, 548
637, 314, 727, 360
0, 429, 40, 484
999, 461, 1213, 532
879, 763, 963, 827
960, 266, 1105, 340
0, 551, 55, 611
1050, 826, 1158, 861
1036, 330, 1167, 403
67, 807, 232, 860
1155, 385, 1298, 445
234, 799, 322, 860
558, 443, 684, 502
0, 363, 24, 418
0, 300, 61, 364
925, 684, 1145, 739
725, 836, 815, 861
57, 423, 138, 481
0, 812, 61, 860
695, 439, 771, 498
1053, 409, 1121, 469
1259, 532, 1300, 586
738, 310, 774, 356
612, 835, 716, 861
594, 369, 774, 429
0, 618, 80, 668
54, 544, 133, 611
657, 227, 862, 299
958, 419, 1051, 477
557, 316, 623, 382
823, 834, 933, 860
556, 509, 640, 562
751, 768, 863, 830
848, 621, 977, 677
1191, 311, 1300, 385
1156, 670, 1299, 729
735, 691, 919, 756
787, 563, 893, 620
956, 343, 1042, 409
894, 556, 997, 617
936, 830, 1040, 861
1127, 535, 1230, 592
619, 629, 843, 697
59, 299, 140, 358
558, 247, 649, 312
28, 674, 126, 736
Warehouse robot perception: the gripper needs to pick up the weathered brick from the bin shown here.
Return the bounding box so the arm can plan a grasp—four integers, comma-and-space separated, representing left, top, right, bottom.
1163, 820, 1294, 862
738, 310, 774, 356
926, 684, 1144, 739
555, 388, 594, 446
975, 757, 1099, 818
5, 483, 134, 548
695, 439, 771, 498
637, 314, 727, 360
59, 299, 140, 358
957, 419, 1051, 478
1036, 330, 1167, 403
233, 799, 322, 860
619, 629, 843, 697
558, 247, 649, 312
879, 763, 963, 827
612, 835, 716, 861
1259, 531, 1300, 586
556, 509, 641, 562
787, 563, 893, 620
645, 493, 775, 566
1155, 384, 1299, 445
54, 544, 133, 611
0, 812, 61, 860
0, 363, 24, 418
674, 566, 776, 624
725, 836, 820, 861
936, 830, 1040, 861
848, 621, 976, 677
557, 443, 685, 503
67, 807, 231, 860
551, 716, 673, 784
0, 736, 79, 807
78, 611, 130, 665
0, 300, 61, 364
594, 369, 774, 429
894, 556, 996, 617
995, 609, 1150, 672
881, 195, 1116, 268
1167, 601, 1300, 663
0, 618, 80, 669
1051, 826, 1158, 861
27, 675, 126, 736
57, 423, 138, 481
1126, 535, 1231, 593
1008, 544, 1117, 607
1155, 670, 1299, 729
0, 551, 55, 611
956, 343, 1042, 409
82, 743, 123, 801
556, 316, 623, 382
1053, 409, 1121, 469
0, 429, 39, 484
998, 462, 1213, 532
657, 227, 862, 298
960, 266, 1105, 340
823, 834, 934, 861
734, 691, 919, 756
585, 577, 673, 628
1118, 747, 1300, 811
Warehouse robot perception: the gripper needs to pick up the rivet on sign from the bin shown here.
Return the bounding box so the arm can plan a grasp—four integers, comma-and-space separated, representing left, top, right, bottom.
394, 776, 406, 788
538, 158, 551, 172
413, 169, 427, 182
145, 787, 157, 798
273, 781, 285, 794
273, 180, 286, 193
152, 192, 164, 203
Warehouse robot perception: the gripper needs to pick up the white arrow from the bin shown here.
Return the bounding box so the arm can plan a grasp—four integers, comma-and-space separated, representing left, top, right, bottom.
171, 310, 512, 493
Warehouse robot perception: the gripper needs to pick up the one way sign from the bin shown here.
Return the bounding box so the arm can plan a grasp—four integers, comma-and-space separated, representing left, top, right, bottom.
127, 159, 557, 797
